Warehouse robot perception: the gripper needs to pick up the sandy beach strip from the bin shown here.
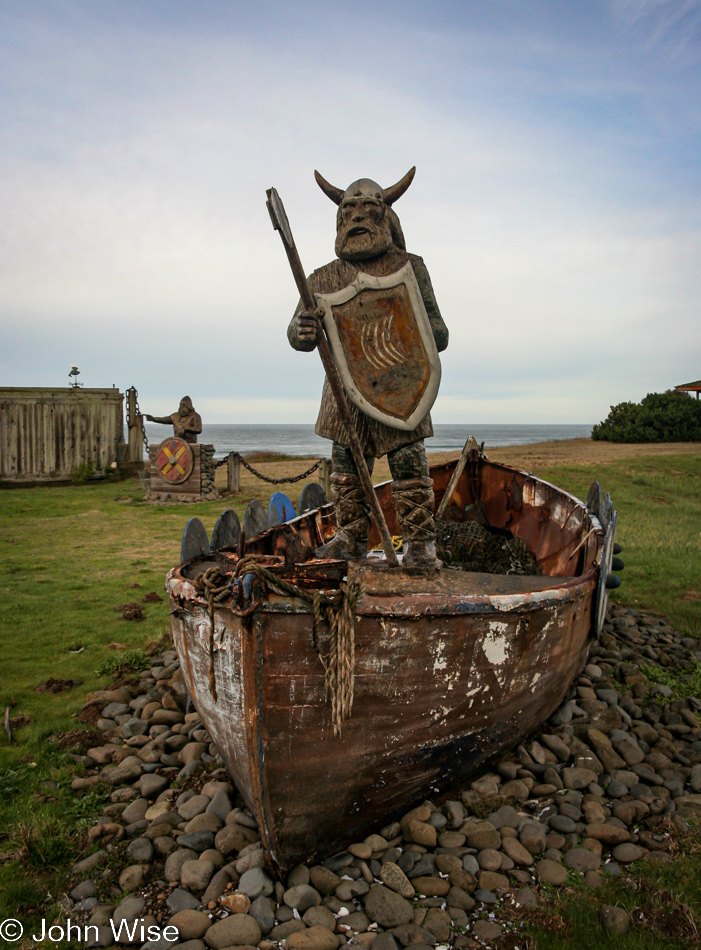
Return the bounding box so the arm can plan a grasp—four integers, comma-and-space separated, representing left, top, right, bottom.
369, 438, 701, 481
215, 438, 700, 495
430, 437, 701, 468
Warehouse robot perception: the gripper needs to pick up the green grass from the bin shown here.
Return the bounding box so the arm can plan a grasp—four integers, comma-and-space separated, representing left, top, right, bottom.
527, 832, 701, 948
641, 663, 701, 703
0, 478, 257, 749
95, 648, 150, 677
0, 454, 699, 943
0, 477, 262, 928
534, 454, 701, 638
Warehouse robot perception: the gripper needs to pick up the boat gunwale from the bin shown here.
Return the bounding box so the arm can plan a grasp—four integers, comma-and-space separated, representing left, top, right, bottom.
167, 567, 597, 617
167, 454, 603, 618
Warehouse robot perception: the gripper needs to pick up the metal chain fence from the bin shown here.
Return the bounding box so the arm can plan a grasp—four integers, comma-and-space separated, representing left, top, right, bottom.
215, 451, 322, 485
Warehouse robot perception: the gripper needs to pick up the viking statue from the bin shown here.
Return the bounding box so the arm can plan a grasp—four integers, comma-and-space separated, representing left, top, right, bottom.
145, 396, 203, 444
288, 168, 448, 566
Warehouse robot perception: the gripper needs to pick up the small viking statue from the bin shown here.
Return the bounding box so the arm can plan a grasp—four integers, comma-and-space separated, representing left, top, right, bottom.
145, 396, 203, 444
288, 167, 448, 566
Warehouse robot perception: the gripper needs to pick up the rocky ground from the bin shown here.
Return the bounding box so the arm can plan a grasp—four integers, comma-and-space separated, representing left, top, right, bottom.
63, 604, 701, 949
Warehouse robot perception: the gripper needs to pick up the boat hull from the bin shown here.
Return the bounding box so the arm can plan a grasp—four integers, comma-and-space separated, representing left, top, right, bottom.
169, 565, 595, 871
168, 455, 603, 871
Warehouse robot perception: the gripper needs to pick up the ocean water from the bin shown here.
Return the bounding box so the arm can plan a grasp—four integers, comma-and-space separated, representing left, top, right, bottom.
143, 423, 592, 459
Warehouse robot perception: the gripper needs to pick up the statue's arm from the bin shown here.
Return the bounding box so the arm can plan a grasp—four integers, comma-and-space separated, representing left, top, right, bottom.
145, 414, 172, 425
411, 258, 449, 353
287, 274, 319, 352
287, 304, 317, 352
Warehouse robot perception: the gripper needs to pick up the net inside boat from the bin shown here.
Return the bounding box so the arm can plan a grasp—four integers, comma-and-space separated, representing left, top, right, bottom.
436, 518, 541, 576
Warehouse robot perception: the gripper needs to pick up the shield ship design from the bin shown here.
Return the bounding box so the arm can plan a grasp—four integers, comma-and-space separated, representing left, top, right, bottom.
315, 262, 441, 431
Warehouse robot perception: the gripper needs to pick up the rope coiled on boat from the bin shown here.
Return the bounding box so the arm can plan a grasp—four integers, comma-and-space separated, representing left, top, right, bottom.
193, 559, 364, 736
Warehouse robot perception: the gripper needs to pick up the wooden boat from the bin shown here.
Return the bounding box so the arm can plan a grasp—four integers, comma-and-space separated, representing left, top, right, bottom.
167, 452, 617, 872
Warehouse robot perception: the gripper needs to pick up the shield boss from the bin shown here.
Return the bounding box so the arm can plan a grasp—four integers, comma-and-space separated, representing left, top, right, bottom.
156, 437, 194, 484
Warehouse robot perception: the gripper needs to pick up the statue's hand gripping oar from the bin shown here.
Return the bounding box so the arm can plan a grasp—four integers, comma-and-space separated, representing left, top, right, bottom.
266, 186, 399, 567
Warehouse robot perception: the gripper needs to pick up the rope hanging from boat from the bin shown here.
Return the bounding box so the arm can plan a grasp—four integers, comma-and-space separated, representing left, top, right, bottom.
323, 572, 363, 735
193, 559, 364, 735
193, 567, 233, 702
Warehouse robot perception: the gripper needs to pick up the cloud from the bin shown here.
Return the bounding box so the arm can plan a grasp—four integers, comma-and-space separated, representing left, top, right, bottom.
1, 1, 699, 425
611, 0, 701, 64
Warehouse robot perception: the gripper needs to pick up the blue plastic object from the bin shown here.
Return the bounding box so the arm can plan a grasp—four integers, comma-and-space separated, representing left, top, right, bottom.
268, 491, 296, 527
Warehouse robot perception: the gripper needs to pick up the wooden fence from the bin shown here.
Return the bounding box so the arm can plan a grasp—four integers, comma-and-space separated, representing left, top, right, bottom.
0, 387, 124, 484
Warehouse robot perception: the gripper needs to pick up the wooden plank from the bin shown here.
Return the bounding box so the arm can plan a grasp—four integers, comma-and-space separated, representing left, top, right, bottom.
435, 435, 476, 519
0, 388, 123, 482
149, 443, 202, 495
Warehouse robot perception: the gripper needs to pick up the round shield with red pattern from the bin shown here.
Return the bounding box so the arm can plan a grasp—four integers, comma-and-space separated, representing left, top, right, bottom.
156, 437, 194, 484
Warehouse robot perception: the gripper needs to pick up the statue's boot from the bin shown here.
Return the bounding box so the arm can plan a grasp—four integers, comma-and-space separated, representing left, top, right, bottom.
315, 473, 370, 560
392, 476, 440, 568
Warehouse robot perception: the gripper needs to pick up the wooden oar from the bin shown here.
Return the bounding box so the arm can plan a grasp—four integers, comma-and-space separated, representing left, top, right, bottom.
266, 187, 399, 567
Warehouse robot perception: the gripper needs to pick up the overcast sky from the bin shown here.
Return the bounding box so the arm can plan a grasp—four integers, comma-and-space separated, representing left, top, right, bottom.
2, 0, 699, 424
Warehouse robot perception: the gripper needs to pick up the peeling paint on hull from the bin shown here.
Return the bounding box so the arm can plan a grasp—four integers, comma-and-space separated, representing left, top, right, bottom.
167, 456, 602, 872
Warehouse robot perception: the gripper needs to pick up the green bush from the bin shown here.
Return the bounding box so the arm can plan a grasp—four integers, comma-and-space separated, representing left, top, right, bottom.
592, 390, 701, 442
71, 459, 96, 483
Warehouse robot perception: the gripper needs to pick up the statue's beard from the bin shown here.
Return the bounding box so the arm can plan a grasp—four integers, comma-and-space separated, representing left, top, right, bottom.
336, 220, 393, 261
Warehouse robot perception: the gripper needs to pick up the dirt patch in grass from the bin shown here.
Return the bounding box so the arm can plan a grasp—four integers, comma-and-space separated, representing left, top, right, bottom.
142, 591, 162, 603
115, 601, 145, 620
493, 935, 536, 950
48, 728, 100, 752
75, 704, 103, 726
109, 675, 141, 690
34, 678, 79, 693
8, 713, 34, 732
511, 907, 572, 936
633, 880, 699, 941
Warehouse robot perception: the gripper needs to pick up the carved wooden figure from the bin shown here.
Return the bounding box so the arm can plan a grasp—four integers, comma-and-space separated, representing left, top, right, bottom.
145, 396, 202, 444
287, 169, 449, 566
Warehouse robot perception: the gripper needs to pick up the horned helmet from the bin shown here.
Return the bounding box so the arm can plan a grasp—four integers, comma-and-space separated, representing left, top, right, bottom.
314, 167, 415, 262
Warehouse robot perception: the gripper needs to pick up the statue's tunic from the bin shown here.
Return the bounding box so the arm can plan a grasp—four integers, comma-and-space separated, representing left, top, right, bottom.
288, 247, 448, 458
170, 410, 202, 444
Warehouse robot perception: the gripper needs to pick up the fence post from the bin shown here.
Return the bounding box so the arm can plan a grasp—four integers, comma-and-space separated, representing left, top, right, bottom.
126, 389, 144, 464
318, 458, 332, 501
227, 454, 241, 494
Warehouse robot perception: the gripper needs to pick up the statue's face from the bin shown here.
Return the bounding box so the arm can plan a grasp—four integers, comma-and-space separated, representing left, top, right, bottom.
178, 402, 189, 416
335, 195, 393, 261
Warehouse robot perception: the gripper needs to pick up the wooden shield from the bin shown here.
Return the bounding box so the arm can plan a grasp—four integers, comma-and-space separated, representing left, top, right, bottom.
156, 437, 194, 485
316, 262, 441, 431
593, 510, 617, 639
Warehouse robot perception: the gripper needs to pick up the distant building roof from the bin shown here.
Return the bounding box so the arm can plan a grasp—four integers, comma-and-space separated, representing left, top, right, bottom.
675, 380, 701, 396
